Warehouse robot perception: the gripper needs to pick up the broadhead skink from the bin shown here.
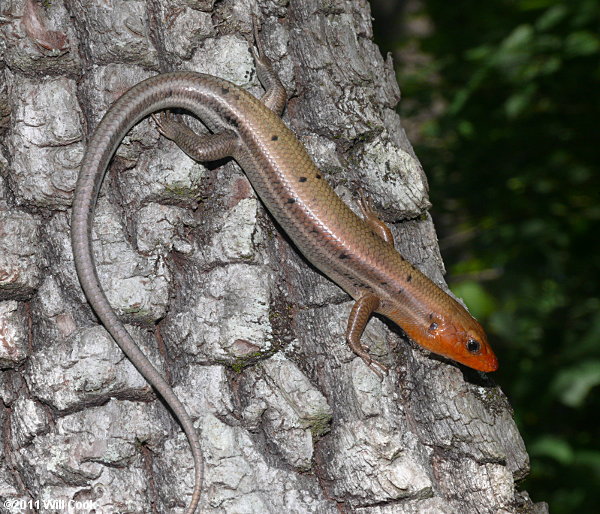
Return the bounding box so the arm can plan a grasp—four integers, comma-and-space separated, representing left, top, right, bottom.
71, 32, 497, 514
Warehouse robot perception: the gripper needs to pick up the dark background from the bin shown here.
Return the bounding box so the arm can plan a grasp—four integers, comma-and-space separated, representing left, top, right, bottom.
371, 0, 600, 512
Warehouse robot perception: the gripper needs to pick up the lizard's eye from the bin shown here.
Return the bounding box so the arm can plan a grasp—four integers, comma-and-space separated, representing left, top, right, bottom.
466, 338, 481, 354
428, 322, 438, 332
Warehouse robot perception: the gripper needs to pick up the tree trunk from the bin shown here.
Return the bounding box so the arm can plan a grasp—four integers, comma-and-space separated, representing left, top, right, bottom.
0, 0, 546, 512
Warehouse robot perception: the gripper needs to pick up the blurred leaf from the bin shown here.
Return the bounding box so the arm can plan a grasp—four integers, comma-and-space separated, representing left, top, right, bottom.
530, 435, 574, 465
535, 4, 568, 30
450, 280, 496, 318
552, 361, 600, 407
457, 119, 475, 137
565, 31, 600, 56
502, 24, 534, 51
505, 84, 536, 118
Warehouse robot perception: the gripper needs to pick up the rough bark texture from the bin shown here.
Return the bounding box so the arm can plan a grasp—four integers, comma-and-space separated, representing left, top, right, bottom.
0, 0, 546, 512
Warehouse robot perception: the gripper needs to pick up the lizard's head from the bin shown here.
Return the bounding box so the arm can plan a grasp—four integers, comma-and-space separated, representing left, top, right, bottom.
422, 313, 498, 372
383, 301, 498, 372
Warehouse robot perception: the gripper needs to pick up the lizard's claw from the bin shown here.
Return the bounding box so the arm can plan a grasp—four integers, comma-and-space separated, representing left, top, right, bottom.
152, 112, 178, 141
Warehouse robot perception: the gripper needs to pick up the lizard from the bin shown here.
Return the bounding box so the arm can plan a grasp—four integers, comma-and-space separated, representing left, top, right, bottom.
70, 23, 497, 514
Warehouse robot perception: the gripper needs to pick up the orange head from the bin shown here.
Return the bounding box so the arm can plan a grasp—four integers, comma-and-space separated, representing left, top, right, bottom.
384, 305, 498, 372
419, 311, 498, 372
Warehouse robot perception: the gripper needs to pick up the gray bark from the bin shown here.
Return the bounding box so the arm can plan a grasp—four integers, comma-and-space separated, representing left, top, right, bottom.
0, 0, 546, 512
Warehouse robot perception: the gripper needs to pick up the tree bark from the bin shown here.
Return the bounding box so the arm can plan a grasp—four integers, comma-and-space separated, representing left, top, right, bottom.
0, 0, 546, 512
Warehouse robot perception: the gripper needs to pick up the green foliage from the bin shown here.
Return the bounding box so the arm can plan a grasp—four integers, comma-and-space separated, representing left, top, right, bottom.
375, 0, 600, 511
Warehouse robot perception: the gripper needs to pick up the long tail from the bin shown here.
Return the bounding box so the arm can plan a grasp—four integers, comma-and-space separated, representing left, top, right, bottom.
71, 72, 218, 514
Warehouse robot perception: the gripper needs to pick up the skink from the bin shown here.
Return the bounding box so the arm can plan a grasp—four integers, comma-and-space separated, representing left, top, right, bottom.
71, 34, 497, 514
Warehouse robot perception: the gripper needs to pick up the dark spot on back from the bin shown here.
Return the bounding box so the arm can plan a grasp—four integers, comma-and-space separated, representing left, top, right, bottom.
271, 135, 279, 141
286, 198, 296, 204
339, 253, 349, 260
315, 174, 322, 179
222, 112, 239, 127
407, 274, 412, 282
299, 177, 307, 182
221, 87, 230, 94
